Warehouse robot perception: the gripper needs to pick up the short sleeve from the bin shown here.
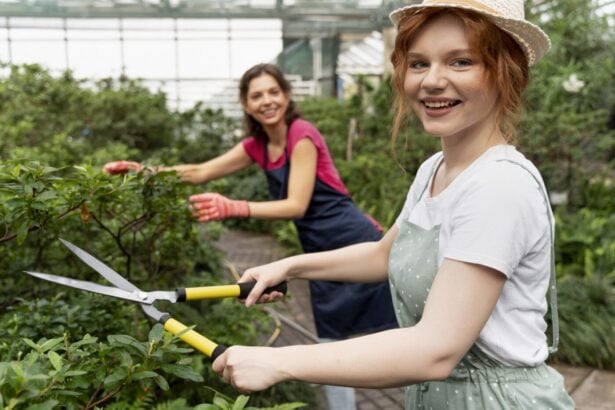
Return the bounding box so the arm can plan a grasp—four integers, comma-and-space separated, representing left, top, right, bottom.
287, 119, 350, 196
287, 119, 324, 154
442, 162, 549, 277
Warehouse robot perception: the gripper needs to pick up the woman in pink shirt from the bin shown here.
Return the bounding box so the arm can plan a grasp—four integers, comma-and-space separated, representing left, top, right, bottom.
104, 63, 397, 410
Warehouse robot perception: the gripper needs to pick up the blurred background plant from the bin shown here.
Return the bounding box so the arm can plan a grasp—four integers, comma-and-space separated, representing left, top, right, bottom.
1, 0, 613, 407
0, 67, 313, 407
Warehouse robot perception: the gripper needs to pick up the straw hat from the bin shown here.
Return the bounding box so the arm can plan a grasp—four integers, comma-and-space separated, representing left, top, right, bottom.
389, 0, 551, 66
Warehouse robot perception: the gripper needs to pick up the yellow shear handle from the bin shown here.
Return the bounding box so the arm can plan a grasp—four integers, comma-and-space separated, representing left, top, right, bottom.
163, 317, 227, 360
184, 285, 240, 300
181, 281, 287, 301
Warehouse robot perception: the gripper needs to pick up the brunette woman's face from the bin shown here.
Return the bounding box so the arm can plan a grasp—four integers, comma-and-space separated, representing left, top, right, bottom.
403, 14, 499, 140
243, 73, 290, 128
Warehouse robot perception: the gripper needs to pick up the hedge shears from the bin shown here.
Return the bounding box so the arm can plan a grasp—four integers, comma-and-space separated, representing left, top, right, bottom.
24, 239, 287, 361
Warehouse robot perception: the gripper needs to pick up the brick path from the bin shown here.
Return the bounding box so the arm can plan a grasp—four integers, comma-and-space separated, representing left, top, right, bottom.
215, 229, 615, 410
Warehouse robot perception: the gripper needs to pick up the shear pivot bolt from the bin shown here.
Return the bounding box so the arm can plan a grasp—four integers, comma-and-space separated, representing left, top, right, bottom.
138, 292, 148, 300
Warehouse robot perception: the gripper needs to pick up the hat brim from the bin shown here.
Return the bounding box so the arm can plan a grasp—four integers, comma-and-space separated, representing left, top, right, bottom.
389, 4, 551, 66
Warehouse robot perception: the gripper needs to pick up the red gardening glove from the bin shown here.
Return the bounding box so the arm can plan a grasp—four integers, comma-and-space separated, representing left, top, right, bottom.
103, 160, 144, 175
190, 192, 250, 222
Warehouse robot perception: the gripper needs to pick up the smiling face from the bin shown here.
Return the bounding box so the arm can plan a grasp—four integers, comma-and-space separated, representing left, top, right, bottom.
403, 13, 499, 142
243, 73, 290, 129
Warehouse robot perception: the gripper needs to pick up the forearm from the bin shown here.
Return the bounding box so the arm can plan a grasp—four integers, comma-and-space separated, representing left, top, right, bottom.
277, 327, 452, 388
161, 163, 216, 185
283, 240, 389, 283
225, 259, 503, 392
247, 199, 307, 220
163, 143, 252, 184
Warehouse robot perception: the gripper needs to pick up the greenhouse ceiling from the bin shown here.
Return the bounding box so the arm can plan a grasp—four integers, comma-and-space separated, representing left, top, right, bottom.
0, 0, 417, 35
3, 1, 609, 35
0, 1, 409, 21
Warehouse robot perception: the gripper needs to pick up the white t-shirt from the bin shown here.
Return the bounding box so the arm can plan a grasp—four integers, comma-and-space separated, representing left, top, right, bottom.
395, 145, 553, 366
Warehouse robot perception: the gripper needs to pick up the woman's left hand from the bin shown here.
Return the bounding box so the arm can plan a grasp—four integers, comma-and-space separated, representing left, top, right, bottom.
212, 346, 288, 393
189, 192, 250, 222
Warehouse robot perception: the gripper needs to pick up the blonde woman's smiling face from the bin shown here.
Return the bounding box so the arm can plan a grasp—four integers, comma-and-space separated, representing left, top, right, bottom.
404, 13, 499, 141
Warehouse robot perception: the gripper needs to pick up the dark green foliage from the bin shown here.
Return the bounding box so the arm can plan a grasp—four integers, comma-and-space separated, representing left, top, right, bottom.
170, 103, 240, 165
0, 64, 176, 158
551, 275, 615, 368
0, 67, 314, 407
0, 294, 147, 360
521, 0, 615, 195
0, 325, 306, 409
0, 326, 203, 409
0, 4, 613, 407
555, 207, 615, 278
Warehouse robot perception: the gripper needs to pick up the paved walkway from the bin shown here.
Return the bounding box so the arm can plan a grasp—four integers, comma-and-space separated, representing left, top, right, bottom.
215, 229, 615, 410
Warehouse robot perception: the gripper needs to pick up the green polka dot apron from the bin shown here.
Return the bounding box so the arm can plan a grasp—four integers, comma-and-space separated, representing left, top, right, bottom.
388, 157, 575, 409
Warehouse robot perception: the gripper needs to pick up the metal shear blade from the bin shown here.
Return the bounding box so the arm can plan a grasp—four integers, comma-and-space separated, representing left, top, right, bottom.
23, 271, 176, 304
58, 238, 139, 292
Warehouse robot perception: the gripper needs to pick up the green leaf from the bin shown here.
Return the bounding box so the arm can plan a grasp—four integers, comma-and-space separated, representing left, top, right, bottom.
11, 164, 22, 178
47, 351, 62, 372
104, 368, 128, 386
177, 357, 193, 366
118, 350, 133, 367
231, 395, 250, 410
25, 399, 59, 410
64, 370, 88, 377
213, 396, 231, 408
23, 338, 40, 352
133, 370, 160, 380
107, 334, 146, 355
24, 184, 33, 197
16, 220, 29, 244
70, 335, 98, 348
39, 337, 63, 353
160, 363, 203, 382
154, 374, 170, 391
149, 323, 164, 343
34, 190, 57, 201
42, 165, 58, 174
10, 362, 25, 381
272, 403, 308, 410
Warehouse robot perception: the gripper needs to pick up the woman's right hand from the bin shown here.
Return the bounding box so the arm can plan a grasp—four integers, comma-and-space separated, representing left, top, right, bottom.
103, 160, 144, 175
240, 260, 291, 308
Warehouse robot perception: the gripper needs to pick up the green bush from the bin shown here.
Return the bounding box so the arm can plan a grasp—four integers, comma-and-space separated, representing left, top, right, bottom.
1, 3, 614, 399
0, 67, 315, 407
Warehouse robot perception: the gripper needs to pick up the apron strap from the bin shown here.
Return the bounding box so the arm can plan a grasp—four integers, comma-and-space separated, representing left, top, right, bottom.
497, 159, 559, 354
263, 142, 290, 200
417, 153, 444, 201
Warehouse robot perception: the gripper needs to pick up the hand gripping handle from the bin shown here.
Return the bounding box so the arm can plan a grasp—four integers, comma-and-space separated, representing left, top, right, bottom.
179, 281, 288, 301
238, 281, 287, 299
161, 315, 227, 361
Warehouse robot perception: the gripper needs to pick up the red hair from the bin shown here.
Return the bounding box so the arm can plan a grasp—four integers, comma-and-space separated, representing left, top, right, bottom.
390, 8, 529, 144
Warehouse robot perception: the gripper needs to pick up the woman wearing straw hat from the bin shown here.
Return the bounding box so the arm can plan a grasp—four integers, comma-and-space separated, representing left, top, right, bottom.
211, 1, 575, 408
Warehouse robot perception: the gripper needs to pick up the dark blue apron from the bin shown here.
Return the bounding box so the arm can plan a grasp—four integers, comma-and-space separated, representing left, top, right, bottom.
264, 143, 398, 339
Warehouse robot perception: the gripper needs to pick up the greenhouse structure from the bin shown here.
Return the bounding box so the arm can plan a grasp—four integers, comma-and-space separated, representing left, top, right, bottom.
0, 1, 613, 409
0, 0, 413, 114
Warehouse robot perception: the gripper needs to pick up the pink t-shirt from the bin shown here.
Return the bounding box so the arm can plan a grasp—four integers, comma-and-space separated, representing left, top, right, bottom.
242, 118, 350, 196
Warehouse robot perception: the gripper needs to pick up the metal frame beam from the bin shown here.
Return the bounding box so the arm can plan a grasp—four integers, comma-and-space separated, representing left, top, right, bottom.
0, 1, 404, 23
